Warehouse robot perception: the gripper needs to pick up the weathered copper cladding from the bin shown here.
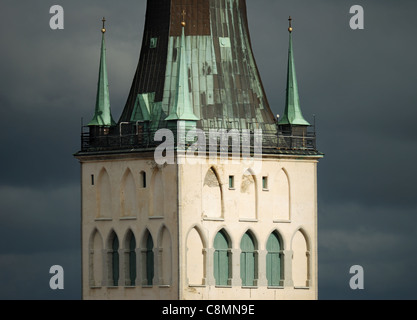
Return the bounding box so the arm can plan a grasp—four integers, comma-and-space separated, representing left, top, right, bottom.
120, 0, 276, 132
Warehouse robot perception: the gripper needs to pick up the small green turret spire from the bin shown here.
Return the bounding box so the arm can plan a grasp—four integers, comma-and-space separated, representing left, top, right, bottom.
166, 11, 199, 122
279, 17, 310, 127
88, 17, 116, 127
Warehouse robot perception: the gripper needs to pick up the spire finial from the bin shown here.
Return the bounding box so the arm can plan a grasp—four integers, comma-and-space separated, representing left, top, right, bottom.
101, 17, 106, 34
288, 16, 293, 33
181, 10, 186, 27
278, 16, 310, 127
88, 16, 116, 127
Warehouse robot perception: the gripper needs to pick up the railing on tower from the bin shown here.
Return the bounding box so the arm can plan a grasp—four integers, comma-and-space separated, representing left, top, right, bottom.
80, 122, 317, 153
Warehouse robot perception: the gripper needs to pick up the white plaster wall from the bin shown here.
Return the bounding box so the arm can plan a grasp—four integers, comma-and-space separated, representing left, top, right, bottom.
77, 152, 321, 301
179, 156, 319, 300
79, 154, 179, 300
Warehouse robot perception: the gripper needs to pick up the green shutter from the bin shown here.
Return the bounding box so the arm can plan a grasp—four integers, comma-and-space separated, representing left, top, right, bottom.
129, 235, 136, 286
240, 233, 255, 286
214, 231, 229, 286
112, 236, 119, 286
146, 234, 154, 286
266, 233, 281, 286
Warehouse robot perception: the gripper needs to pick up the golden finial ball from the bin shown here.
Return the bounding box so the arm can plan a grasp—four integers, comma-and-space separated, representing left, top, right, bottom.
181, 21, 186, 27
288, 27, 293, 32
101, 28, 106, 33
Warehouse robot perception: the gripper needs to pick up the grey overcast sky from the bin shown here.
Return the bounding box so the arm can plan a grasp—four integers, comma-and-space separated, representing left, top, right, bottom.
0, 0, 416, 300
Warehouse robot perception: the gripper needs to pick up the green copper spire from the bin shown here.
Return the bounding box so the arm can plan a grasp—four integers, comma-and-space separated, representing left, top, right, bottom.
88, 18, 116, 127
166, 15, 199, 122
279, 17, 310, 127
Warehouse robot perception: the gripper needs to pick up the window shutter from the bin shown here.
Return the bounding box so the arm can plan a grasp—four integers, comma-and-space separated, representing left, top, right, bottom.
129, 235, 136, 286
266, 233, 281, 286
112, 236, 119, 286
146, 234, 154, 286
214, 231, 230, 286
240, 233, 255, 286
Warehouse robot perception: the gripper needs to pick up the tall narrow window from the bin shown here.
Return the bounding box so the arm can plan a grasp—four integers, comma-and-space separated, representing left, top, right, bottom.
229, 176, 235, 189
240, 232, 256, 287
145, 234, 154, 286
112, 236, 119, 286
91, 174, 95, 186
266, 232, 282, 286
129, 234, 136, 286
262, 176, 268, 190
141, 171, 147, 188
213, 230, 230, 286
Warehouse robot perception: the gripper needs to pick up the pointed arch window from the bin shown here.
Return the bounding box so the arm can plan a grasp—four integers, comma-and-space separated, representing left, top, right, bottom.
240, 232, 256, 287
266, 232, 283, 287
213, 230, 231, 286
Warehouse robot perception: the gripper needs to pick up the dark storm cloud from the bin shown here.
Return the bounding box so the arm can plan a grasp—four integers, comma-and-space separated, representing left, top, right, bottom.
0, 250, 81, 300
0, 185, 80, 254
319, 202, 417, 299
0, 0, 416, 300
248, 2, 417, 300
249, 1, 417, 211
0, 0, 144, 187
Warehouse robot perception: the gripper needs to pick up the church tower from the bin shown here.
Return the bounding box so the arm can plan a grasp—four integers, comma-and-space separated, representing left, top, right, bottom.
75, 1, 323, 300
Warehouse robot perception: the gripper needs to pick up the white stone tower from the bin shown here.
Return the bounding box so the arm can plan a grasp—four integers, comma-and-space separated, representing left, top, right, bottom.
74, 3, 323, 300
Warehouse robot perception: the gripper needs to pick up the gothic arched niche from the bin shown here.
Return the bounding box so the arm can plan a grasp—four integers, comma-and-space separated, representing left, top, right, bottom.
158, 226, 172, 286
202, 168, 222, 219
89, 229, 103, 287
292, 229, 309, 288
186, 227, 205, 286
97, 168, 112, 219
151, 169, 164, 217
121, 169, 138, 217
275, 168, 290, 221
239, 170, 257, 220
